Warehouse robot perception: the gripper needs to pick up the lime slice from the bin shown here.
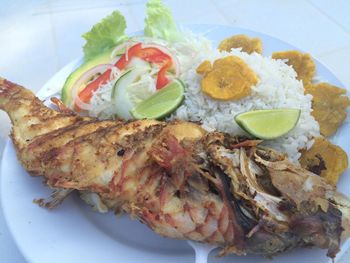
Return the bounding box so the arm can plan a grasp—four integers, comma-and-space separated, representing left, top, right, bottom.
234, 109, 301, 140
131, 79, 185, 119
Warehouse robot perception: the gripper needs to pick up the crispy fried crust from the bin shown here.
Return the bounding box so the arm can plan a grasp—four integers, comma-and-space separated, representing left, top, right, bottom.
1, 77, 349, 258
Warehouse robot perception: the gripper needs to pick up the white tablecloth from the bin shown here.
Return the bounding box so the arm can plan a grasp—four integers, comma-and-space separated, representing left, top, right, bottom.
1, 0, 350, 262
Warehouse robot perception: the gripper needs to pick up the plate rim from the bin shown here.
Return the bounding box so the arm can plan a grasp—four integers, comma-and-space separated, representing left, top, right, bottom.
1, 23, 349, 263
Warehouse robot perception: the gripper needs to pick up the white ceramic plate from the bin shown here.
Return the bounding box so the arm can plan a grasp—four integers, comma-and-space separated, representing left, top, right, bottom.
1, 25, 350, 263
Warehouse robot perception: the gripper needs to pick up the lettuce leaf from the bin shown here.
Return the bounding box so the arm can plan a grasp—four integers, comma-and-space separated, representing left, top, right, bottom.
82, 10, 128, 60
144, 0, 180, 42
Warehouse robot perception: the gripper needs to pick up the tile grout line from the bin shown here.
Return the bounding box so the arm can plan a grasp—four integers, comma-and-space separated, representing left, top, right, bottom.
120, 0, 143, 32
306, 0, 350, 37
208, 0, 238, 25
316, 44, 350, 57
47, 0, 61, 71
33, 0, 144, 15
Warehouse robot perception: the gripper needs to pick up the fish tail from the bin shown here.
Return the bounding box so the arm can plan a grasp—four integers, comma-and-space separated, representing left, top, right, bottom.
0, 77, 25, 112
0, 77, 79, 150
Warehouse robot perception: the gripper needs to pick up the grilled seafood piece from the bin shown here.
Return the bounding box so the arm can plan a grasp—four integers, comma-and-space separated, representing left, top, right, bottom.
0, 77, 349, 259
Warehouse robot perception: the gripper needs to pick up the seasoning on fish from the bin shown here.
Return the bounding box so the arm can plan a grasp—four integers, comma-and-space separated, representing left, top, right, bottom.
1, 77, 350, 259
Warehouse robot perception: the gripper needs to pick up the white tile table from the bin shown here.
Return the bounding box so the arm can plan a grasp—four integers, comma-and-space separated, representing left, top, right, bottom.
1, 0, 350, 262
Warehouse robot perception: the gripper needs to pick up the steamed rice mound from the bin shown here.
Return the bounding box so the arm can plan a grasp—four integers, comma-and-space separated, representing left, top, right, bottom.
169, 36, 320, 163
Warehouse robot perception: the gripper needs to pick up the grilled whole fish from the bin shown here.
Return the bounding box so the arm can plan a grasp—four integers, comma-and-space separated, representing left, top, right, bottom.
1, 77, 350, 258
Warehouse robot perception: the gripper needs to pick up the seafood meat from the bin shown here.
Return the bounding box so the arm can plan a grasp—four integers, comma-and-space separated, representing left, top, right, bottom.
0, 77, 350, 259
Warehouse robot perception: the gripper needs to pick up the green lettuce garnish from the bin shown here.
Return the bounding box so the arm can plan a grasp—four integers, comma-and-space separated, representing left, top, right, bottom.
82, 0, 181, 60
144, 0, 180, 42
82, 10, 128, 60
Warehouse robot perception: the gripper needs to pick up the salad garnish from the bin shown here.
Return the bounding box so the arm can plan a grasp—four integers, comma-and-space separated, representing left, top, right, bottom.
62, 0, 184, 118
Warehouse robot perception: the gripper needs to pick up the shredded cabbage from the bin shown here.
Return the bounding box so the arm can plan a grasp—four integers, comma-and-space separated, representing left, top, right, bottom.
89, 67, 121, 119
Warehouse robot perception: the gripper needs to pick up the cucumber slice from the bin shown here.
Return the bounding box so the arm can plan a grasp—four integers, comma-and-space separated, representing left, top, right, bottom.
111, 66, 149, 119
131, 79, 185, 120
127, 57, 151, 69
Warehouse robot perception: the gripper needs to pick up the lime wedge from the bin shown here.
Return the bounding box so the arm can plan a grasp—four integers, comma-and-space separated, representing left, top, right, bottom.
234, 109, 301, 140
131, 79, 185, 119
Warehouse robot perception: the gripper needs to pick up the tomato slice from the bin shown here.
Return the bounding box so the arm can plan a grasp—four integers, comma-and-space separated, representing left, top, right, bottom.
115, 43, 143, 70
76, 42, 174, 108
77, 68, 112, 105
137, 47, 171, 64
156, 59, 172, 89
115, 43, 174, 90
135, 47, 172, 90
116, 44, 172, 70
77, 43, 143, 106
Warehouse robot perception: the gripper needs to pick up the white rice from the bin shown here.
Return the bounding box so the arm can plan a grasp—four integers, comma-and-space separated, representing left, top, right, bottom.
168, 34, 320, 163
87, 33, 320, 163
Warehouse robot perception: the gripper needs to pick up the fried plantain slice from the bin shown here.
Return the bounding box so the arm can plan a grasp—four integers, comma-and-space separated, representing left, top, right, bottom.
197, 56, 259, 101
196, 60, 212, 75
300, 137, 348, 186
272, 50, 316, 84
218, 34, 263, 54
305, 82, 350, 136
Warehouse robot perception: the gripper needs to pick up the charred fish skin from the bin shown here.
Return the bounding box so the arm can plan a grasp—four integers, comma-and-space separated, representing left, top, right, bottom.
0, 78, 243, 249
0, 77, 349, 259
